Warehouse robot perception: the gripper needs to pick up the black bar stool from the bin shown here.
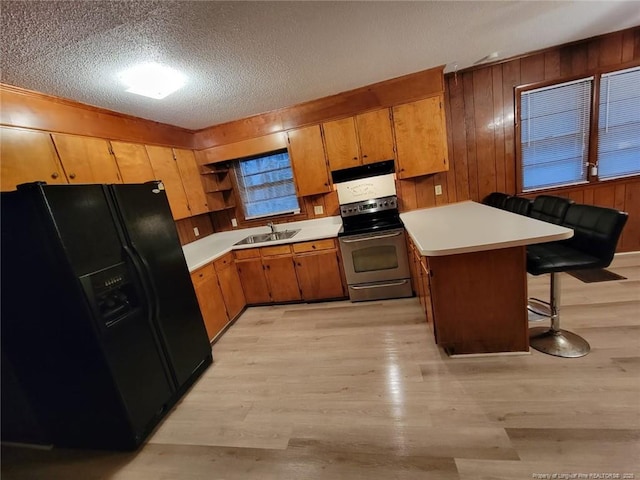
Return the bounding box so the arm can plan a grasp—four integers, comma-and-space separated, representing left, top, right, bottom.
482, 192, 510, 209
504, 196, 533, 216
526, 204, 628, 357
529, 195, 573, 224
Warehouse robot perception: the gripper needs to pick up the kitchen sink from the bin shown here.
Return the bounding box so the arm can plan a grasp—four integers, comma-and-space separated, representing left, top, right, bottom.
234, 229, 300, 246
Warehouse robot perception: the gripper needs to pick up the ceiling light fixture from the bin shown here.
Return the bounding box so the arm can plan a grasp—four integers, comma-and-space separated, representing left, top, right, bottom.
119, 62, 187, 100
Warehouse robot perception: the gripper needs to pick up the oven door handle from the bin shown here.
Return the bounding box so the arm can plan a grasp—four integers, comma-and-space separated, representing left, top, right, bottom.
350, 280, 409, 290
341, 231, 403, 243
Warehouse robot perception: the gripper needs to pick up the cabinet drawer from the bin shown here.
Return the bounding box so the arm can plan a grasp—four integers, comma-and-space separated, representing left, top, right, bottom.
260, 244, 292, 257
234, 248, 261, 260
214, 251, 234, 272
292, 238, 336, 253
190, 263, 214, 287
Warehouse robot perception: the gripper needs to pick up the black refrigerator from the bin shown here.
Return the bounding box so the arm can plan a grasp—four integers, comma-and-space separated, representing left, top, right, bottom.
1, 181, 212, 450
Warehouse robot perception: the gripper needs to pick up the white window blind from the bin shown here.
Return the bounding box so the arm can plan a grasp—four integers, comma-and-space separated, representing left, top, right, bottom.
520, 77, 593, 191
233, 150, 300, 220
597, 66, 640, 180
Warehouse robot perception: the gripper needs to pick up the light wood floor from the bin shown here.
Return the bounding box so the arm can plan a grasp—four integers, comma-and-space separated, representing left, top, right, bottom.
3, 253, 639, 479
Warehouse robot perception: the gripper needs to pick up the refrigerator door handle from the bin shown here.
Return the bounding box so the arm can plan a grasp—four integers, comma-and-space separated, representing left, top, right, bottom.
122, 244, 178, 390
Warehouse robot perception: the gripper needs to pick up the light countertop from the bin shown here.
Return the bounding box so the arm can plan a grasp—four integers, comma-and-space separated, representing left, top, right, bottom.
400, 201, 573, 256
182, 216, 343, 272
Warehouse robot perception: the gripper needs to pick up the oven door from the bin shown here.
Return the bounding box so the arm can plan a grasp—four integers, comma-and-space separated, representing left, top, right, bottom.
338, 228, 411, 285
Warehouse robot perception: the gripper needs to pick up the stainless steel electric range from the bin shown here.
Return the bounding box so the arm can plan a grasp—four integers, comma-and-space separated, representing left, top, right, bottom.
333, 161, 412, 302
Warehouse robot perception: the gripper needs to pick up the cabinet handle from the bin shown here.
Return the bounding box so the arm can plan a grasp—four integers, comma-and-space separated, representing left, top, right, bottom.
312, 245, 316, 249
69, 173, 76, 179
51, 172, 59, 179
363, 155, 368, 158
353, 157, 358, 160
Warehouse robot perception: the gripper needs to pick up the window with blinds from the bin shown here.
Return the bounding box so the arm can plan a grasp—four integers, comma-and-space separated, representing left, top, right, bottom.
597, 66, 640, 180
233, 149, 300, 220
520, 77, 593, 191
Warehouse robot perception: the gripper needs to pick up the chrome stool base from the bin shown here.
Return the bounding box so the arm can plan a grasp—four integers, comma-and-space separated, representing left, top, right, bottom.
529, 326, 591, 358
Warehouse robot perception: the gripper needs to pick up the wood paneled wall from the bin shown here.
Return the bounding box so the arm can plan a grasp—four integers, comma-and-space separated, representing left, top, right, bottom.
397, 26, 640, 252
0, 84, 193, 148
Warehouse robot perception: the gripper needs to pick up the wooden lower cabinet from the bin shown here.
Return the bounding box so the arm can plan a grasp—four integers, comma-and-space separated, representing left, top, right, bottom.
263, 255, 301, 303
295, 250, 344, 301
407, 237, 434, 333
235, 256, 271, 304
190, 263, 229, 342
235, 239, 346, 305
214, 252, 246, 320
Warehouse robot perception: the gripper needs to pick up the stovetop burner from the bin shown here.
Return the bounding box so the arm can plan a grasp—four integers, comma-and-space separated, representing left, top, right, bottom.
338, 195, 403, 237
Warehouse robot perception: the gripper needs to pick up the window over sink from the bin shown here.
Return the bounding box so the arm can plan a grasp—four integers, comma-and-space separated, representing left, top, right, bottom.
233, 149, 301, 220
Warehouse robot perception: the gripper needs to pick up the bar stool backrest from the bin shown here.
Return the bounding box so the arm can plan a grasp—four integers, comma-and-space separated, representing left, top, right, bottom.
482, 192, 510, 209
530, 195, 574, 224
561, 204, 628, 269
504, 196, 533, 216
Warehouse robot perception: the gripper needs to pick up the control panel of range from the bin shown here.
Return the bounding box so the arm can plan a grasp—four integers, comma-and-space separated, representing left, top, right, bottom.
340, 195, 398, 218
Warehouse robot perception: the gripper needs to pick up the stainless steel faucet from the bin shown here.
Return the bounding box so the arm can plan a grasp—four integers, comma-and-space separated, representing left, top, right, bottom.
267, 222, 276, 234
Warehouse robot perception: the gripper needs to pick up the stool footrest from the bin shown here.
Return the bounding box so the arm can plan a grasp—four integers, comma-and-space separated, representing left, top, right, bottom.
527, 297, 551, 318
529, 326, 590, 358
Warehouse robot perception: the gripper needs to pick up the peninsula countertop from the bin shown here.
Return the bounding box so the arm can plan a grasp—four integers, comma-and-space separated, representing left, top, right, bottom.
182, 216, 343, 272
400, 201, 573, 257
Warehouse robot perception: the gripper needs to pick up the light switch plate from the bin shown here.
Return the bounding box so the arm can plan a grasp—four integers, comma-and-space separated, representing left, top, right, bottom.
193, 227, 200, 237
231, 218, 238, 227
314, 205, 324, 215
435, 184, 443, 196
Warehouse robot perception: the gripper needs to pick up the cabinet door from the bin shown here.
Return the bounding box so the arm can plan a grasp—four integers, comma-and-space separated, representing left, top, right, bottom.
295, 250, 344, 301
110, 141, 155, 183
216, 263, 246, 320
236, 258, 270, 304
392, 96, 449, 179
1, 127, 67, 191
323, 117, 360, 171
287, 125, 331, 196
145, 145, 191, 220
356, 109, 395, 165
263, 255, 301, 303
191, 264, 229, 341
51, 134, 122, 184
174, 148, 209, 216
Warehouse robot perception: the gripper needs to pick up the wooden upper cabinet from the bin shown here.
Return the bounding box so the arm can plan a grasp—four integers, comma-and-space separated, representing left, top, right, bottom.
51, 134, 122, 184
356, 108, 395, 165
109, 141, 155, 183
145, 145, 191, 220
286, 125, 331, 197
0, 127, 68, 191
323, 117, 360, 171
392, 96, 449, 179
323, 109, 395, 171
174, 148, 209, 216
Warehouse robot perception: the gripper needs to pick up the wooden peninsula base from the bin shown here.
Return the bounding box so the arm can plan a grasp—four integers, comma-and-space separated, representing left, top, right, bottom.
401, 201, 573, 356
428, 246, 528, 355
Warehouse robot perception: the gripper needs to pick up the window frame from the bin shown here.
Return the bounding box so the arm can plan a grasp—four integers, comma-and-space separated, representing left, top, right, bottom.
231, 149, 302, 221
515, 62, 640, 194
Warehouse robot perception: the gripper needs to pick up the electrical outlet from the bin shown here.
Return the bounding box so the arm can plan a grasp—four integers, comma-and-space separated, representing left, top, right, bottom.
231, 218, 238, 227
193, 227, 200, 237
314, 205, 324, 215
435, 184, 443, 196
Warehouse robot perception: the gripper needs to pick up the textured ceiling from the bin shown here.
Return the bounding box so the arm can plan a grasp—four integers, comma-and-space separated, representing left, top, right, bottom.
2, 1, 639, 130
